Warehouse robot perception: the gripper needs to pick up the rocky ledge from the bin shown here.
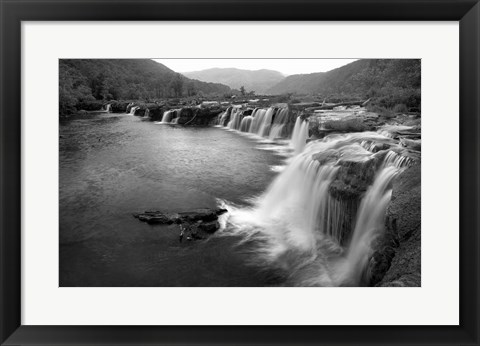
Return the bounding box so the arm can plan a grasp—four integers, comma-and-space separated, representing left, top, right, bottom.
133, 208, 228, 241
368, 163, 421, 286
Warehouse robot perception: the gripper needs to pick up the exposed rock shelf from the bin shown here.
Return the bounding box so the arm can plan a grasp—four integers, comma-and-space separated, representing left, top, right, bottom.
368, 163, 421, 286
133, 208, 228, 241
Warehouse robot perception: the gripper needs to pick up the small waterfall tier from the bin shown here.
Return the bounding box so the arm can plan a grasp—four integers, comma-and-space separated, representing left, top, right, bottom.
128, 106, 140, 115
227, 107, 244, 130
290, 117, 309, 154
126, 102, 135, 114
160, 109, 181, 123
218, 106, 296, 139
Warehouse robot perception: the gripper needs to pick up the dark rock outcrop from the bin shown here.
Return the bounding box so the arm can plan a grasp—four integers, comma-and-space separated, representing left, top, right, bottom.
133, 208, 227, 242
132, 103, 166, 119
146, 104, 167, 121
175, 107, 224, 126
369, 163, 421, 286
183, 220, 221, 241
325, 150, 387, 201
198, 220, 220, 234
400, 138, 421, 151
110, 101, 131, 113
133, 208, 227, 225
312, 150, 389, 245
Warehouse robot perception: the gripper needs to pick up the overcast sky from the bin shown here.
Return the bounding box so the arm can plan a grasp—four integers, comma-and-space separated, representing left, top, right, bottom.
153, 59, 358, 76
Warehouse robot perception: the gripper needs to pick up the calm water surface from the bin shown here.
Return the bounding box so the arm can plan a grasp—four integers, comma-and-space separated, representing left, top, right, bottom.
59, 112, 284, 286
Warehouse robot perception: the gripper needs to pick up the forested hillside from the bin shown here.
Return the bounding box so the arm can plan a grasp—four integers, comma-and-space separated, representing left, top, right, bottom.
267, 59, 421, 110
183, 68, 285, 94
59, 59, 231, 115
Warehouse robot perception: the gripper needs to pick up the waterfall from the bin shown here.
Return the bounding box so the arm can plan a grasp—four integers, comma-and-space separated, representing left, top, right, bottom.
322, 196, 358, 244
253, 156, 339, 252
336, 166, 399, 285
104, 104, 111, 113
218, 107, 233, 126
227, 108, 244, 130
268, 124, 284, 140
290, 117, 309, 154
218, 111, 228, 126
144, 108, 150, 118
161, 110, 172, 123
218, 106, 290, 138
360, 140, 377, 152
221, 132, 414, 286
383, 151, 413, 168
248, 109, 266, 134
161, 110, 177, 123
269, 108, 288, 140
240, 116, 253, 132
129, 106, 140, 115
223, 107, 292, 139
257, 107, 275, 137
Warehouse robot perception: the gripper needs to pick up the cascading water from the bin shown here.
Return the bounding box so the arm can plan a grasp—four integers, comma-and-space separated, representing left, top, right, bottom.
335, 166, 399, 285
161, 109, 178, 123
290, 117, 309, 154
248, 109, 266, 134
383, 151, 413, 168
240, 116, 253, 132
257, 108, 275, 137
219, 132, 415, 286
218, 107, 233, 126
104, 104, 111, 113
126, 102, 134, 113
269, 108, 289, 140
227, 108, 244, 130
129, 106, 140, 115
360, 140, 377, 152
219, 106, 293, 140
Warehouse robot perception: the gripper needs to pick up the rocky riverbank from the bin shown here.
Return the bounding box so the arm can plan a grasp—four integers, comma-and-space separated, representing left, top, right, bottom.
368, 163, 421, 286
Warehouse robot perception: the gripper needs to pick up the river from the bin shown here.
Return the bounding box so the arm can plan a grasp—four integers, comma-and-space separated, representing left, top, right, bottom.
60, 110, 415, 287
60, 112, 285, 286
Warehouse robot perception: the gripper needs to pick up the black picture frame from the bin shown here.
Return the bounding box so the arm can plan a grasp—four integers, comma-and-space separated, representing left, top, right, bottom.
1, 0, 479, 345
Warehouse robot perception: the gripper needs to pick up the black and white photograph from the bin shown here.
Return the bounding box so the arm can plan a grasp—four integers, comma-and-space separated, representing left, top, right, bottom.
59, 58, 421, 287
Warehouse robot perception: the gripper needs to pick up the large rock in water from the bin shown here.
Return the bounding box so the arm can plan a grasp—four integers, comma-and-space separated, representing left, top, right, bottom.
369, 163, 421, 286
133, 208, 227, 225
132, 208, 227, 242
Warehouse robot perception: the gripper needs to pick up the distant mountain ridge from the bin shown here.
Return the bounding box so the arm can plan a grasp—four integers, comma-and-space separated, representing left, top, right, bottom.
183, 67, 285, 94
267, 59, 421, 101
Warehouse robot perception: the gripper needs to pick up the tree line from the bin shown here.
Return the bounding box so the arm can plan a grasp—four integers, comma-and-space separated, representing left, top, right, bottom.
59, 59, 230, 115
